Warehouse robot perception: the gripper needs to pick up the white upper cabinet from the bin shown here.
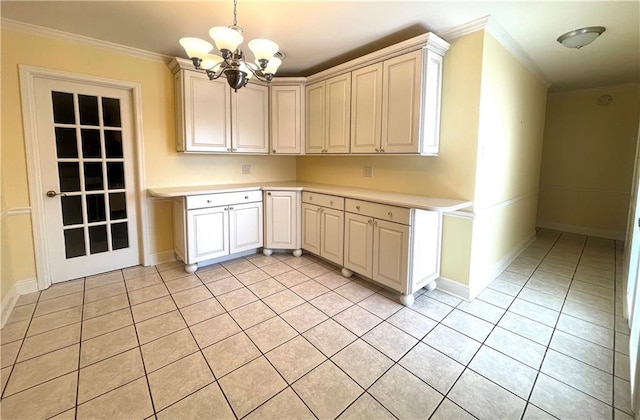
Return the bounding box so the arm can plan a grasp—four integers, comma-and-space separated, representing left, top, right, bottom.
351, 63, 383, 154
306, 74, 351, 154
381, 50, 422, 154
307, 32, 449, 156
270, 84, 303, 154
171, 59, 269, 154
232, 83, 269, 153
176, 70, 232, 153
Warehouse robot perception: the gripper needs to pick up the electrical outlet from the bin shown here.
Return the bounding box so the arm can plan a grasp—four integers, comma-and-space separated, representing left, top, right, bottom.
363, 166, 373, 177
242, 164, 251, 175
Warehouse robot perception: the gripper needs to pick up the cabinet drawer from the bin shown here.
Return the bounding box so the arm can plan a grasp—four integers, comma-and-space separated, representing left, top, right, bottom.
302, 192, 344, 210
345, 199, 411, 225
186, 190, 262, 209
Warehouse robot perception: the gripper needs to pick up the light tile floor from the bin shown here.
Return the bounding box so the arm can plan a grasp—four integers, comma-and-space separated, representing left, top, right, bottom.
0, 229, 634, 419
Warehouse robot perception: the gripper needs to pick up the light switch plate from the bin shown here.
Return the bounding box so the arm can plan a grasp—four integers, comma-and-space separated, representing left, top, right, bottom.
242, 164, 251, 175
363, 166, 373, 177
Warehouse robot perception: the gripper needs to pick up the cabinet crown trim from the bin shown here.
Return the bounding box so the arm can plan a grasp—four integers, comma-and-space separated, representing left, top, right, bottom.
306, 32, 450, 84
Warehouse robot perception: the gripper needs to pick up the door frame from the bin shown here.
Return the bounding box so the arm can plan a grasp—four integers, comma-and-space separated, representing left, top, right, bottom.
19, 65, 150, 291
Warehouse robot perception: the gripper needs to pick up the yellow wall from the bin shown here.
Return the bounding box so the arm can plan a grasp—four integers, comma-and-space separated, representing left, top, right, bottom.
538, 84, 640, 239
468, 33, 548, 295
0, 28, 296, 301
297, 31, 485, 286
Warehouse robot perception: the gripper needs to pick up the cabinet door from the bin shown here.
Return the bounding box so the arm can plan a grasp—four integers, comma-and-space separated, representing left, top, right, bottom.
381, 50, 422, 154
181, 71, 232, 152
343, 212, 373, 278
229, 201, 263, 253
306, 82, 325, 154
320, 207, 344, 265
187, 206, 229, 263
270, 85, 302, 154
232, 83, 269, 153
351, 63, 383, 154
325, 74, 351, 153
373, 219, 409, 292
265, 190, 299, 249
301, 203, 321, 255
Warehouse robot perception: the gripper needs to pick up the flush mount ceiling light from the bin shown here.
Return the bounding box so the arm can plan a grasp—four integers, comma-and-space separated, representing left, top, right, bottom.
556, 26, 606, 49
179, 0, 283, 91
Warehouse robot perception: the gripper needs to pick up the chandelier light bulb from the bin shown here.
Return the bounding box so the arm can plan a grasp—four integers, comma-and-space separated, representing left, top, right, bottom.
209, 26, 244, 54
179, 37, 213, 60
263, 57, 282, 75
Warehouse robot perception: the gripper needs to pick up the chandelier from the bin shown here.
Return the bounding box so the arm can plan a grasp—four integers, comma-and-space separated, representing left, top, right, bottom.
179, 0, 283, 91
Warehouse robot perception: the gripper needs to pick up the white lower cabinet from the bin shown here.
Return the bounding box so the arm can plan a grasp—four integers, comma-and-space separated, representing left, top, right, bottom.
301, 192, 344, 265
263, 190, 301, 256
174, 191, 263, 273
343, 199, 440, 305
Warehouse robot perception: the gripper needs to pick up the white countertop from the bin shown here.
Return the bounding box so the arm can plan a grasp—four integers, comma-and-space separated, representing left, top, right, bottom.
148, 181, 472, 212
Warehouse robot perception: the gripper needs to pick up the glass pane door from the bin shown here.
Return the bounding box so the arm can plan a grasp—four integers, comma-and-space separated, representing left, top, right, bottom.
51, 91, 130, 260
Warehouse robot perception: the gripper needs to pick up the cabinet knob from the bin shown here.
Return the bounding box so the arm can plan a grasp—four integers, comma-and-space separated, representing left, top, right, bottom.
224, 207, 228, 211
380, 149, 385, 153
229, 206, 234, 210
330, 201, 333, 206
232, 148, 237, 152
388, 211, 393, 218
206, 200, 212, 204
267, 192, 271, 196
244, 196, 249, 199
356, 205, 360, 211
272, 149, 276, 153
368, 219, 373, 224
309, 196, 313, 200
227, 148, 231, 152
375, 148, 379, 152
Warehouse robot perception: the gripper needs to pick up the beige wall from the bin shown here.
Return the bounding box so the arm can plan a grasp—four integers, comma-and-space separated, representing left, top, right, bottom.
0, 28, 296, 301
538, 84, 640, 240
468, 33, 548, 295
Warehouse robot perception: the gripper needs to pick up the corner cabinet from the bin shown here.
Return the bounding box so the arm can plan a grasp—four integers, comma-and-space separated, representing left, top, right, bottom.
171, 58, 269, 154
270, 82, 305, 154
263, 190, 302, 256
173, 191, 264, 273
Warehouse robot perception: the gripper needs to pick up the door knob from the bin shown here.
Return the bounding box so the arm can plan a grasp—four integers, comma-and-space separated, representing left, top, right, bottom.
46, 190, 66, 198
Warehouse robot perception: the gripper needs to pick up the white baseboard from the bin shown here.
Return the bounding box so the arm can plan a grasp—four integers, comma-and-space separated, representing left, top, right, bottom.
436, 276, 471, 301
470, 230, 536, 300
147, 250, 177, 266
1, 277, 38, 328
537, 221, 625, 241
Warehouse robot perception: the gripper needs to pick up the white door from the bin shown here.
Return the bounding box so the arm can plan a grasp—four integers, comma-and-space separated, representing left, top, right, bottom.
320, 207, 344, 265
373, 219, 409, 292
325, 73, 351, 153
306, 82, 326, 153
34, 77, 139, 283
265, 191, 298, 249
229, 202, 263, 253
343, 212, 373, 278
301, 203, 321, 255
188, 206, 229, 262
232, 83, 269, 153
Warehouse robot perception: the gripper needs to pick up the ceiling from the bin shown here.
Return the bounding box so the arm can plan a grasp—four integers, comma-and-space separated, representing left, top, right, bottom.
1, 1, 638, 92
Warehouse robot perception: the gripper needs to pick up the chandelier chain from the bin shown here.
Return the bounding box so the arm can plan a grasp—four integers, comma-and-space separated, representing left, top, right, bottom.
233, 0, 238, 27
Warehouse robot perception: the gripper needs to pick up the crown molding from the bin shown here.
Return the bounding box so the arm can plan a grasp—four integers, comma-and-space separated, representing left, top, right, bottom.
1, 18, 171, 64
438, 15, 551, 88
548, 82, 640, 96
